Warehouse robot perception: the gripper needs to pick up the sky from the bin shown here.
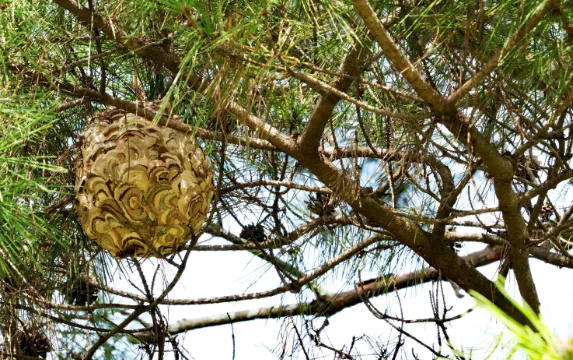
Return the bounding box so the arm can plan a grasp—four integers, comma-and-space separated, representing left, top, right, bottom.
105, 232, 573, 360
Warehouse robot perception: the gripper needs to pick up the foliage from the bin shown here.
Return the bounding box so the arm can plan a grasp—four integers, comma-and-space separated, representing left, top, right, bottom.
471, 280, 573, 360
0, 0, 572, 358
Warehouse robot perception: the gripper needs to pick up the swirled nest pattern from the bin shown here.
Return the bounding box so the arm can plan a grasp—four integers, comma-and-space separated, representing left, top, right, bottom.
75, 106, 214, 258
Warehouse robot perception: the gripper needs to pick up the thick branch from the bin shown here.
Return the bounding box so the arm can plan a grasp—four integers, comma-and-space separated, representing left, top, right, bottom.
297, 45, 365, 153
439, 113, 540, 312
351, 0, 446, 112
531, 247, 573, 269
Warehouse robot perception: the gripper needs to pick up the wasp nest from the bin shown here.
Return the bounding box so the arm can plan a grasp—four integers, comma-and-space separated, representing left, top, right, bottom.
75, 105, 214, 258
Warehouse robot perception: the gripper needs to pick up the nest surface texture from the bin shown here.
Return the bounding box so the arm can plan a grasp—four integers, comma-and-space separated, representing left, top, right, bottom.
75, 105, 214, 258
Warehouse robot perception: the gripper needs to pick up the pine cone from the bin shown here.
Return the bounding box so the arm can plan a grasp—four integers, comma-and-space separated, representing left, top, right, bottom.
514, 154, 541, 182
240, 224, 267, 243
449, 242, 462, 254
306, 192, 336, 216
13, 331, 51, 359
75, 104, 214, 258
64, 277, 98, 306
540, 201, 554, 222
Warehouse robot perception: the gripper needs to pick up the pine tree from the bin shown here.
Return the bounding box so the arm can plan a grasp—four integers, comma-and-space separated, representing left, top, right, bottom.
0, 0, 571, 358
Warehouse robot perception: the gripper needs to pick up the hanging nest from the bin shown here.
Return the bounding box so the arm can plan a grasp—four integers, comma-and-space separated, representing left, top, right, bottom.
75, 104, 214, 258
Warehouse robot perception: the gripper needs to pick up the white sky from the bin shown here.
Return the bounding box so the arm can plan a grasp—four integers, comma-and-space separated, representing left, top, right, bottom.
103, 235, 573, 360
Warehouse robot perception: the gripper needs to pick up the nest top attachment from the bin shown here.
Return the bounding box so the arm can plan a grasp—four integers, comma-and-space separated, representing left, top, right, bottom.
75, 105, 214, 258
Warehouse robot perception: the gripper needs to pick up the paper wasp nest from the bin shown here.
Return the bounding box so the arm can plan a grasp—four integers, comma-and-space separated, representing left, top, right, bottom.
75, 105, 214, 258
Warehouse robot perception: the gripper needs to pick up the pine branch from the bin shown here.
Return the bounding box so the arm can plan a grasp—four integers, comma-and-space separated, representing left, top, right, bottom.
133, 245, 505, 342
